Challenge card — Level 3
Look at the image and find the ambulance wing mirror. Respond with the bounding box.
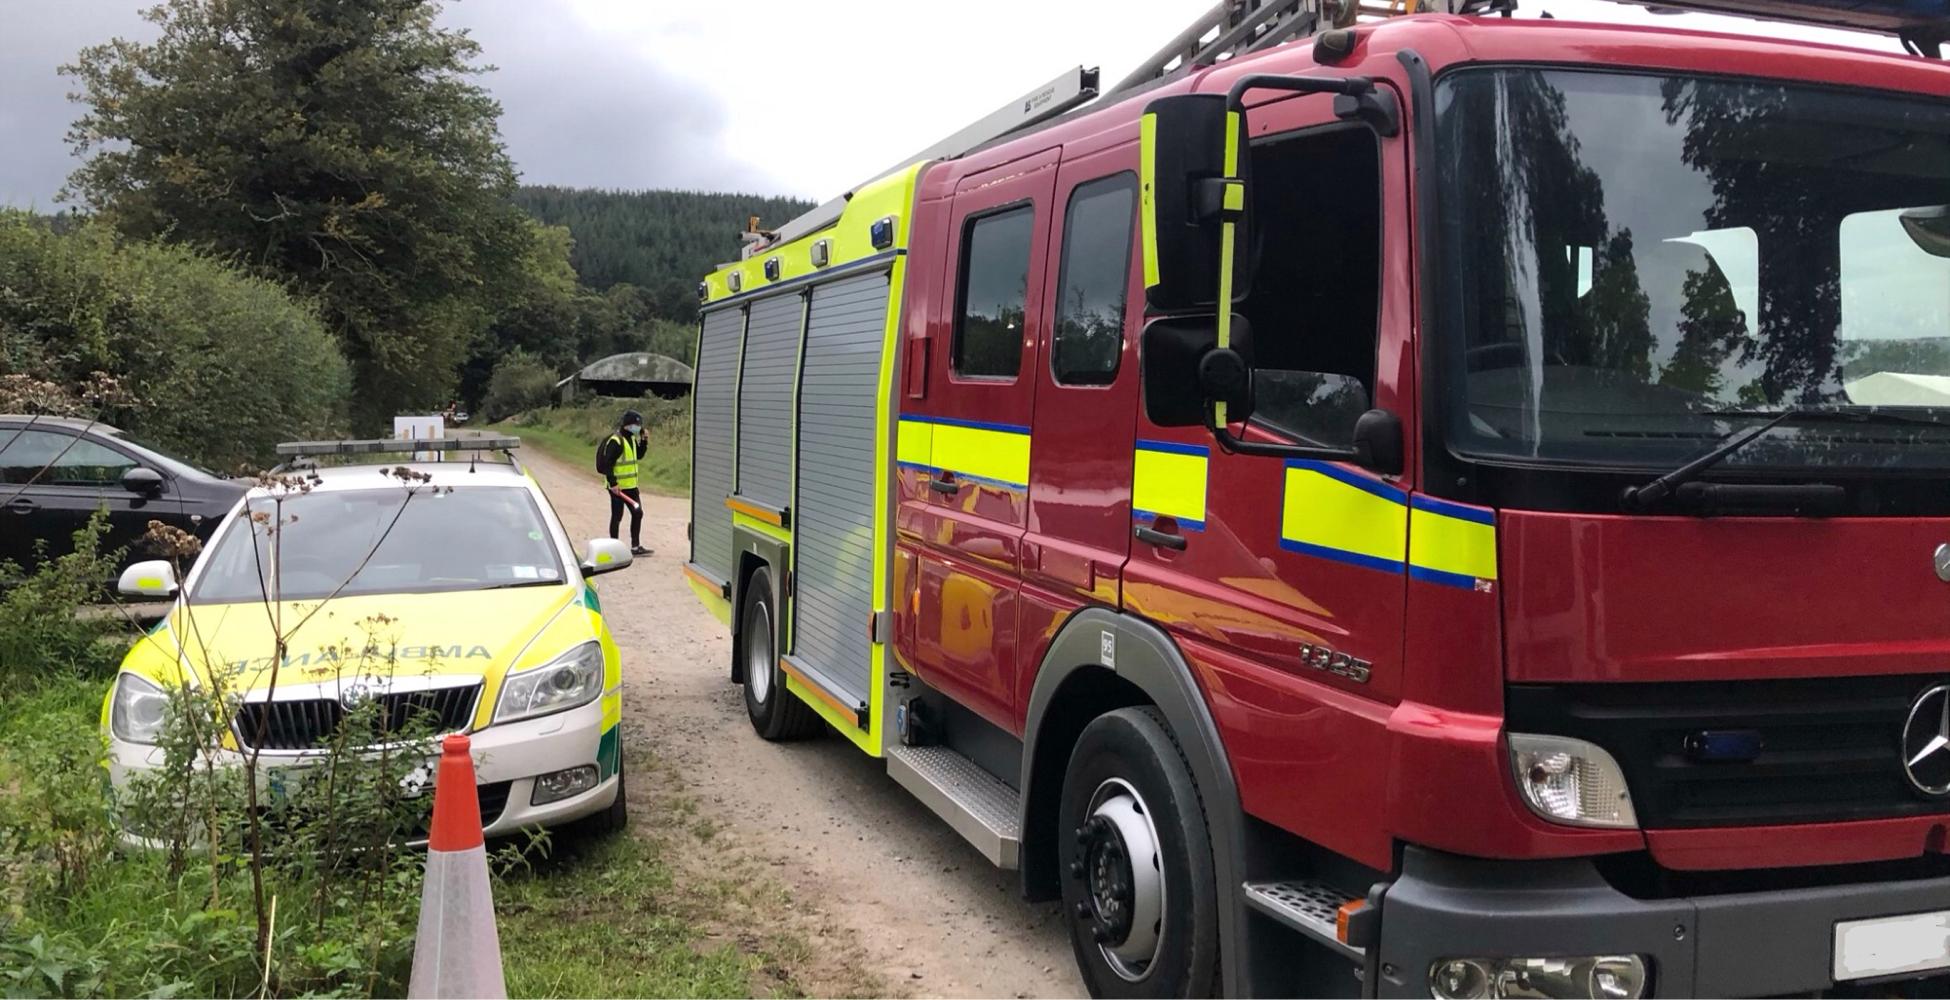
[1141,315,1255,427]
[580,537,633,577]
[1139,94,1247,313]
[1902,205,1950,258]
[118,560,179,598]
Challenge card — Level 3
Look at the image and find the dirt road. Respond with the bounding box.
[523,445,1082,999]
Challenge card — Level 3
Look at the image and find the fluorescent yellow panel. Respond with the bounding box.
[1132,445,1208,526]
[1280,463,1407,572]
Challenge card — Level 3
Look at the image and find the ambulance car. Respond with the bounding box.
[102,437,630,838]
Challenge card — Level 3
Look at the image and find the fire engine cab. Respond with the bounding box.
[683,1,1950,995]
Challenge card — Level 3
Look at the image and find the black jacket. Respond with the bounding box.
[595,431,647,487]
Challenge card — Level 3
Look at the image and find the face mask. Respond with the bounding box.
[625,424,641,434]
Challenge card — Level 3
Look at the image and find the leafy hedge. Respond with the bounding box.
[0,212,348,470]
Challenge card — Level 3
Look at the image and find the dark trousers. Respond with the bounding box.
[609,487,642,546]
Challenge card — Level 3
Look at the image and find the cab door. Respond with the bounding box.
[1018,148,1143,717]
[1122,96,1416,853]
[895,148,1057,733]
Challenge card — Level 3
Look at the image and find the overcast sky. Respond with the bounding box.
[0,0,1899,211]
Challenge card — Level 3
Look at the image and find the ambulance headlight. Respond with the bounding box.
[111,673,170,745]
[1508,733,1637,829]
[495,641,604,724]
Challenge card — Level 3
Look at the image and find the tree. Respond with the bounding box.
[480,349,556,423]
[63,0,537,429]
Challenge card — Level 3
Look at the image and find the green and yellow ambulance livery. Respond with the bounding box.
[103,440,633,838]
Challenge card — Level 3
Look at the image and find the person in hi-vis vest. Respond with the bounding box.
[595,409,651,556]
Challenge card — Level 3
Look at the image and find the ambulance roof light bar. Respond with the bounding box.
[274,436,522,457]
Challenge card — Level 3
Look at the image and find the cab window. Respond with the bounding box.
[953,205,1034,380]
[1052,174,1137,386]
[1241,127,1382,451]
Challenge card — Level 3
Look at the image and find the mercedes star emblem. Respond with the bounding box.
[1901,684,1950,797]
[1936,543,1950,584]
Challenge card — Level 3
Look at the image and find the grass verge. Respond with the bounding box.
[492,395,689,496]
[496,826,752,997]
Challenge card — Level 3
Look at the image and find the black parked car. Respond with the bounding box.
[0,416,247,576]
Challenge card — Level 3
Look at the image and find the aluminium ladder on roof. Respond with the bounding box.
[739,0,1945,260]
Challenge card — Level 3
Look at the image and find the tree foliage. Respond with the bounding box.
[62,0,537,429]
[480,349,557,423]
[0,211,347,469]
[512,186,815,321]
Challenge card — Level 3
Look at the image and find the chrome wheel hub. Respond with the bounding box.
[1070,777,1165,981]
[745,601,773,704]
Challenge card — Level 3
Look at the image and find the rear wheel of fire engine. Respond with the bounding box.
[740,567,820,740]
[1059,706,1219,998]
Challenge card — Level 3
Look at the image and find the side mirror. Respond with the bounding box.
[122,466,164,497]
[1901,205,1950,258]
[118,559,179,598]
[1352,409,1405,476]
[580,537,633,577]
[1139,94,1250,312]
[1140,315,1255,427]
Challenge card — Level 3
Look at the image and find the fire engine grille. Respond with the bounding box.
[235,683,482,751]
[1507,676,1950,829]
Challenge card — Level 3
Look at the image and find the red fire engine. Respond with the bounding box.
[683,1,1950,995]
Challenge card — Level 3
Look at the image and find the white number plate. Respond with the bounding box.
[1834,910,1950,982]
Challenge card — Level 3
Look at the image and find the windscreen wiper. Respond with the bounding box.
[1617,406,1908,513]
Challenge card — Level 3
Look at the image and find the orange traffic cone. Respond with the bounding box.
[408,734,507,999]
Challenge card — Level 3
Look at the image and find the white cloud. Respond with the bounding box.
[0,0,1914,208]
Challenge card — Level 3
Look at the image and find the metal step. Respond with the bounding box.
[886,744,1021,869]
[1243,879,1364,961]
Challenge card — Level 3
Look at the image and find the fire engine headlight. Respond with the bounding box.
[1508,733,1637,829]
[1430,955,1648,999]
[110,673,169,745]
[494,641,604,725]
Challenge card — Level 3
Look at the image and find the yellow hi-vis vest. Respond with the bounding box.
[609,434,639,490]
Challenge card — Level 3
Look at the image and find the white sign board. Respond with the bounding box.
[393,414,444,462]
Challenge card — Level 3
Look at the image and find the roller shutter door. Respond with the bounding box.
[735,293,802,512]
[690,306,744,583]
[790,271,889,705]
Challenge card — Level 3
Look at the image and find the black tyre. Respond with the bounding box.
[740,568,821,740]
[1059,706,1220,998]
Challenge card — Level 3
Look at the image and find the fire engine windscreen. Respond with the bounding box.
[1436,69,1950,473]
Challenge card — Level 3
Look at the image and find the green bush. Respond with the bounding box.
[0,511,121,686]
[0,212,348,470]
[481,350,558,423]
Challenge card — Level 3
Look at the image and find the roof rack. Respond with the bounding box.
[1618,1,1949,56]
[736,0,1943,260]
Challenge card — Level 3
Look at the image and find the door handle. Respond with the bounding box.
[1134,525,1186,551]
[927,475,961,495]
[5,497,34,514]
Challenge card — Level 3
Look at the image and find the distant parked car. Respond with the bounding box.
[0,416,246,576]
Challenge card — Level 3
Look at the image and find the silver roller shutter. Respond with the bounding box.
[735,293,802,512]
[690,305,744,582]
[790,270,889,706]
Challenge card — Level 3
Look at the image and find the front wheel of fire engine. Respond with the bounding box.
[740,567,820,741]
[1059,706,1219,998]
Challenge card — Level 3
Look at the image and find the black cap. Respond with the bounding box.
[621,409,643,426]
